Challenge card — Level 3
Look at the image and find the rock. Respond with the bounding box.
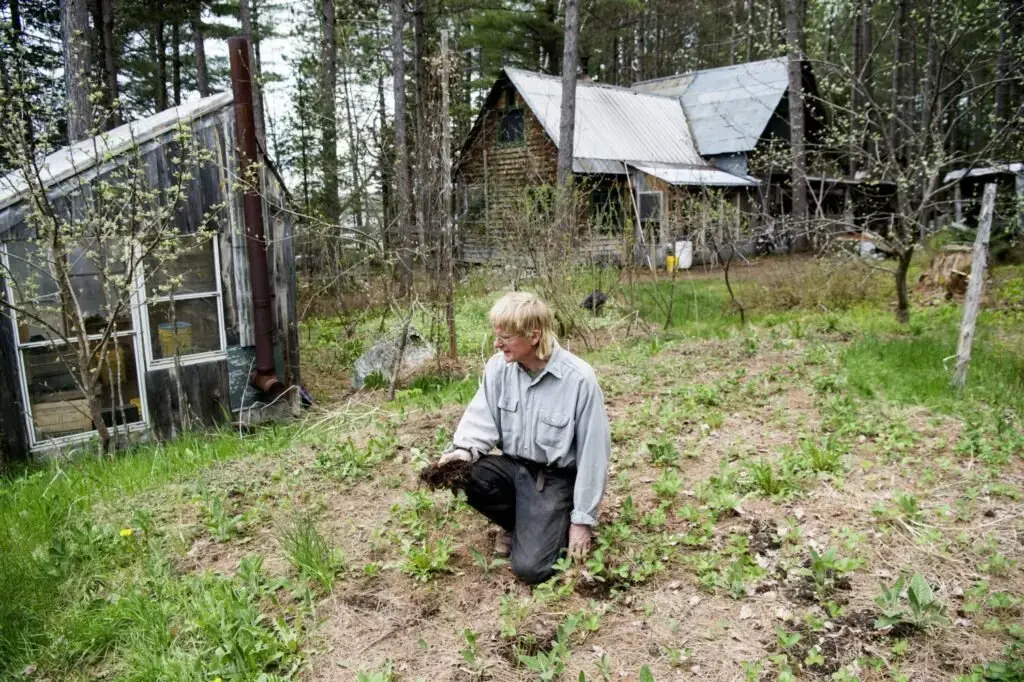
[739,605,754,620]
[688,595,702,607]
[352,325,437,389]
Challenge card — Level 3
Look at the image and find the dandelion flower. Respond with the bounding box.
[119,528,133,537]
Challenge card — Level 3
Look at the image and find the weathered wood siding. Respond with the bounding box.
[456,85,559,263]
[146,361,231,440]
[263,167,301,395]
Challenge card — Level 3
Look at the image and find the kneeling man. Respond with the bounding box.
[438,292,611,584]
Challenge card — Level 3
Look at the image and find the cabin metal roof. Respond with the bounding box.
[631,162,759,187]
[632,58,790,156]
[505,67,706,169]
[0,92,235,213]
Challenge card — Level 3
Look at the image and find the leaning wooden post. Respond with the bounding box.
[951,183,997,390]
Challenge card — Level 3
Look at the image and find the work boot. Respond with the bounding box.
[494,531,512,558]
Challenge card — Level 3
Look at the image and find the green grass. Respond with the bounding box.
[630,277,742,336]
[843,327,1024,415]
[0,426,299,679]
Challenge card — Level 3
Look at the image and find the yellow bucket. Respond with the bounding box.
[666,255,677,272]
[92,346,127,387]
[158,321,193,357]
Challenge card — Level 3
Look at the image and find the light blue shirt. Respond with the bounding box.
[451,343,611,526]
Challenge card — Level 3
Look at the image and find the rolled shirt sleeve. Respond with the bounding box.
[570,380,611,526]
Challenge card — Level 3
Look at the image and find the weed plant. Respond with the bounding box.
[280,516,346,593]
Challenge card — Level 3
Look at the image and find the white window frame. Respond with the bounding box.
[139,233,228,370]
[0,240,150,450]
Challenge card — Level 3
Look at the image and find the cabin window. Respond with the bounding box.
[638,190,664,244]
[142,233,226,365]
[589,188,626,234]
[1,226,146,446]
[638,191,664,222]
[498,108,525,145]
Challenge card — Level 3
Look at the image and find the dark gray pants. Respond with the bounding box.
[464,455,575,584]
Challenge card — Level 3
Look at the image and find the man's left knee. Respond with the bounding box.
[510,552,556,585]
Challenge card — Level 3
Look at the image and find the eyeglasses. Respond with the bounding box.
[494,332,520,344]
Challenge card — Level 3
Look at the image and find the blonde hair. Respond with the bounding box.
[489,292,557,360]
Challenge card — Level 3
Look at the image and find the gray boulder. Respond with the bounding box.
[352,325,437,389]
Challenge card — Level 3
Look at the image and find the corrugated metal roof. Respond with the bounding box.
[573,157,626,174]
[943,162,1023,182]
[631,163,759,187]
[632,58,789,156]
[506,68,705,168]
[0,92,234,212]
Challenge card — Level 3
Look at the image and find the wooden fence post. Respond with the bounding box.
[951,183,997,390]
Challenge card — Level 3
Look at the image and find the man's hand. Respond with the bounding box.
[568,523,592,560]
[438,448,477,466]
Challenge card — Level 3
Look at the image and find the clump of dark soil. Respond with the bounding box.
[749,519,781,555]
[419,459,474,491]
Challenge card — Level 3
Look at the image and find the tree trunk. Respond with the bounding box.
[296,76,310,212]
[850,0,865,173]
[894,244,914,324]
[193,7,209,97]
[239,0,266,146]
[99,0,120,126]
[994,0,1018,122]
[340,32,364,233]
[952,184,997,389]
[439,30,457,360]
[413,0,428,253]
[155,21,168,111]
[378,69,393,238]
[61,0,92,141]
[889,0,908,154]
[557,0,579,188]
[4,0,35,149]
[392,0,413,295]
[785,0,807,227]
[319,0,340,225]
[172,23,182,106]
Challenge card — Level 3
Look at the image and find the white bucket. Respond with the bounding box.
[674,240,694,270]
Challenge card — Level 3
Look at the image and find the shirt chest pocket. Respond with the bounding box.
[536,411,574,461]
[497,395,519,454]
